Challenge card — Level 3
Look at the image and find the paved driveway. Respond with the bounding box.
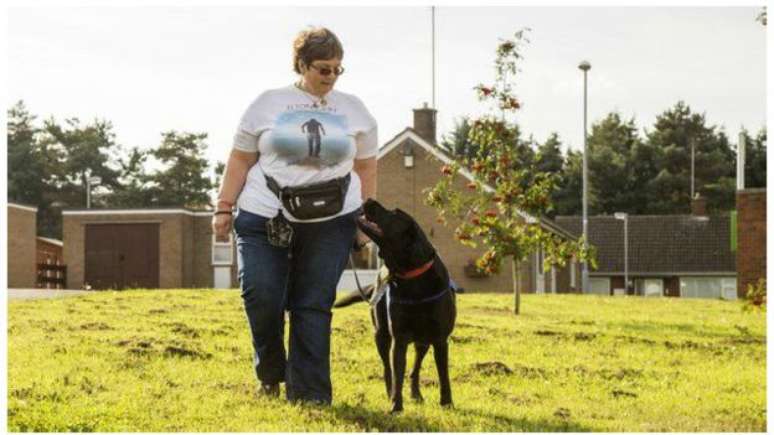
[8,289,92,300]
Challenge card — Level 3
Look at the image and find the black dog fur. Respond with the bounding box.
[334,199,456,413]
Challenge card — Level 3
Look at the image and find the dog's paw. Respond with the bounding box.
[411,392,424,403]
[440,400,454,409]
[390,405,404,414]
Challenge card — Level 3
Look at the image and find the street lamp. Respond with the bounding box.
[578,60,591,294]
[614,212,628,295]
[87,175,101,209]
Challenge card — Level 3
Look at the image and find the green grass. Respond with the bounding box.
[7,290,766,432]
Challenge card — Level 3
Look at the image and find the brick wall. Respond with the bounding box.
[8,204,37,288]
[181,214,194,287]
[737,189,766,297]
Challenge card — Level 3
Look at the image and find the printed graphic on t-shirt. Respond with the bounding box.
[272,110,351,168]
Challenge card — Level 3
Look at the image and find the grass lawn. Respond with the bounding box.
[7,290,766,432]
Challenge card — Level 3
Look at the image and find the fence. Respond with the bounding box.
[37,263,67,289]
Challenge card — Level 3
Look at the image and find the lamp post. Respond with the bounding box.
[614,212,628,295]
[578,60,591,294]
[87,175,101,209]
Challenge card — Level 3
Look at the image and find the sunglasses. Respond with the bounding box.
[309,64,345,76]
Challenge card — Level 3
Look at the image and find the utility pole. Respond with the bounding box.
[431,6,436,109]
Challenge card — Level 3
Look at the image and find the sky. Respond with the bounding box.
[7,5,768,175]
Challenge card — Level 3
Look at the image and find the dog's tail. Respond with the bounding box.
[333,284,374,308]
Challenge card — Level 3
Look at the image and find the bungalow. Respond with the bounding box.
[554,198,737,299]
[61,208,237,290]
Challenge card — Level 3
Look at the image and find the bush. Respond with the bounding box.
[743,278,766,312]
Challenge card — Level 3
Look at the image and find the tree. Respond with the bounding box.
[426,29,594,314]
[108,146,156,207]
[644,101,736,213]
[534,132,569,218]
[7,101,46,206]
[146,131,215,208]
[40,116,123,208]
[552,148,583,216]
[441,117,475,160]
[535,132,564,175]
[586,113,643,214]
[742,127,767,189]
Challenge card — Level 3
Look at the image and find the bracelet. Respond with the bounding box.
[214,210,233,216]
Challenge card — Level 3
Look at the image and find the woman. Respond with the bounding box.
[212,27,377,405]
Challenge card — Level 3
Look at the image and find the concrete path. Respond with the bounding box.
[8,289,92,300]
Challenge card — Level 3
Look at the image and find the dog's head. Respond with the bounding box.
[357,199,436,273]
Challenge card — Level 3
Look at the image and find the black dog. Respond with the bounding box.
[335,199,456,413]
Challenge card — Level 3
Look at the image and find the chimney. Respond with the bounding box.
[691,193,707,216]
[413,102,437,145]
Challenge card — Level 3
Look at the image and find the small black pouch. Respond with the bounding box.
[266,211,294,248]
[265,174,351,220]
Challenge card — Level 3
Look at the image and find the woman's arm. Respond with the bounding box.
[212,149,259,241]
[353,156,377,248]
[353,156,377,202]
[216,149,259,208]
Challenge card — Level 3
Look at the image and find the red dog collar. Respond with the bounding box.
[396,259,434,280]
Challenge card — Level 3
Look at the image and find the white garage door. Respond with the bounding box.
[643,279,663,297]
[588,278,610,295]
[681,277,737,300]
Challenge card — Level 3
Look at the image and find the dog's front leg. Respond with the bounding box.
[389,339,409,413]
[433,340,453,408]
[375,331,392,398]
[410,343,430,403]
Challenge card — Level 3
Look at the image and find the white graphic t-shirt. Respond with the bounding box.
[232,84,378,222]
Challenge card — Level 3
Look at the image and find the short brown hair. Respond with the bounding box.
[292,27,344,74]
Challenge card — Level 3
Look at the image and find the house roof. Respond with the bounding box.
[378,128,577,240]
[553,215,736,275]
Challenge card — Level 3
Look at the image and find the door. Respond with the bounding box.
[85,223,159,289]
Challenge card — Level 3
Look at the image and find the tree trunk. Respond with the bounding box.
[512,257,521,315]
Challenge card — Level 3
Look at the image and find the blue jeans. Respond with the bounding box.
[232,208,357,404]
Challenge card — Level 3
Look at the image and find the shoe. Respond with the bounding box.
[259,382,280,398]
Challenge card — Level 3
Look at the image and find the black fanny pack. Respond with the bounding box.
[264,173,351,220]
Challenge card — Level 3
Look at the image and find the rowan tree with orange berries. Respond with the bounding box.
[425,29,596,314]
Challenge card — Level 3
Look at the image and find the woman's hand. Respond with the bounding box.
[212,213,233,242]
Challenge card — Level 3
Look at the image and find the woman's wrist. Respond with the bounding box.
[216,198,235,212]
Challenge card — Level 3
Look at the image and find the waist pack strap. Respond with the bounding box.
[263,173,351,200]
[264,174,283,199]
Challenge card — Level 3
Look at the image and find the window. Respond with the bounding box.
[680,277,737,299]
[212,233,234,265]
